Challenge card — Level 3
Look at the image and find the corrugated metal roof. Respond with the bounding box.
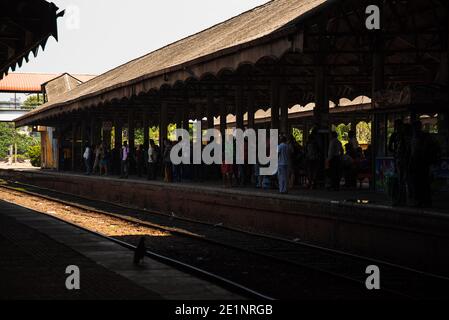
[0,73,97,93]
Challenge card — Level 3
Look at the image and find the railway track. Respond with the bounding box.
[1,178,448,299]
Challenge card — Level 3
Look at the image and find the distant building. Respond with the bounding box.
[39,73,96,169]
[0,72,96,168]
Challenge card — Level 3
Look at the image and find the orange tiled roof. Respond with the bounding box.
[0,73,97,93]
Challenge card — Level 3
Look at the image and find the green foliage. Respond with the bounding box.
[291,128,303,145]
[168,124,177,141]
[23,95,44,110]
[356,121,372,145]
[0,122,40,159]
[334,123,351,143]
[332,122,372,147]
[135,128,144,146]
[27,145,41,167]
[150,126,160,144]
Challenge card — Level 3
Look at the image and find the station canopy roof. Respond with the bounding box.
[16,0,329,124]
[0,0,63,80]
[14,0,448,127]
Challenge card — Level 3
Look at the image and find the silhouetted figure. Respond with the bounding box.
[341,130,358,189]
[172,137,183,182]
[136,144,145,177]
[305,127,323,189]
[134,237,146,265]
[163,139,173,182]
[327,131,343,191]
[388,120,407,205]
[408,121,440,208]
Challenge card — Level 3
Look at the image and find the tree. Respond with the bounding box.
[291,128,303,145]
[28,145,41,167]
[334,123,351,143]
[356,121,372,145]
[0,122,40,160]
[23,95,44,110]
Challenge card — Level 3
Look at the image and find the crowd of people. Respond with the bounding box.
[80,121,437,207]
[81,131,367,195]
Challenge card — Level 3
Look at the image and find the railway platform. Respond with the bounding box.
[1,168,449,275]
[0,199,241,300]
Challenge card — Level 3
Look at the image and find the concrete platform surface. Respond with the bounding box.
[0,200,241,300]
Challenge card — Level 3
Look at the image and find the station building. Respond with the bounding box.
[5,0,449,272]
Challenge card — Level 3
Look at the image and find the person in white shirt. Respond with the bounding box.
[120,141,130,179]
[147,140,158,180]
[83,145,92,175]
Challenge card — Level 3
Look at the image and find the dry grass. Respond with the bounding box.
[0,188,169,238]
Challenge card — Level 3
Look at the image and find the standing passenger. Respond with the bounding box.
[120,141,130,179]
[328,131,343,191]
[92,144,101,174]
[409,121,440,207]
[305,129,321,189]
[287,135,297,189]
[100,143,110,176]
[172,137,183,182]
[163,139,173,183]
[136,144,145,178]
[147,140,157,180]
[83,144,92,175]
[277,136,289,194]
[388,120,407,205]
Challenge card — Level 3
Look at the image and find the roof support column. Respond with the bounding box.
[313,60,329,187]
[235,86,244,130]
[371,29,385,191]
[247,90,255,130]
[114,118,122,149]
[206,93,215,130]
[143,113,149,148]
[313,65,329,132]
[270,79,280,130]
[56,125,62,171]
[160,102,168,150]
[90,117,97,147]
[128,110,135,175]
[175,107,183,130]
[313,16,329,180]
[128,109,135,154]
[195,104,203,123]
[182,106,190,130]
[280,85,289,135]
[81,118,86,162]
[103,123,112,149]
[220,98,227,159]
[303,119,309,143]
[71,122,76,171]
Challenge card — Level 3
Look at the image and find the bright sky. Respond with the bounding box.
[17,0,269,75]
